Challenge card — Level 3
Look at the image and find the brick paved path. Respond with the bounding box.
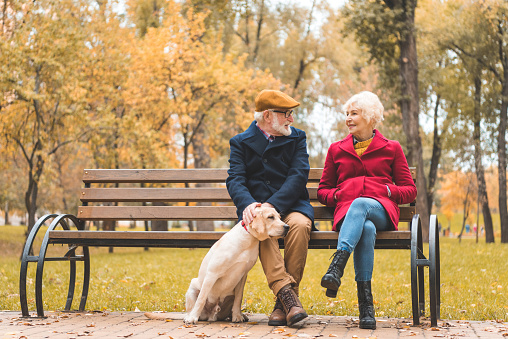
[1,311,507,339]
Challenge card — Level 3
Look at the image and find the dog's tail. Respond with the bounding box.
[144,312,186,320]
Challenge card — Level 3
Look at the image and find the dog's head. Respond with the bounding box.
[248,206,289,241]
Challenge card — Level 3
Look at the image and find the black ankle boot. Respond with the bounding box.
[357,281,376,329]
[320,250,350,297]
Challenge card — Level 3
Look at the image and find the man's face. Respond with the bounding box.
[270,110,293,136]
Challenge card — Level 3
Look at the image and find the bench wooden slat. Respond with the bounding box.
[80,187,320,202]
[77,205,415,222]
[83,167,416,184]
[83,169,230,184]
[81,188,233,202]
[49,230,410,241]
[48,230,411,250]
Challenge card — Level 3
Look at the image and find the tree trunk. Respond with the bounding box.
[192,124,214,231]
[151,201,169,231]
[102,202,116,253]
[4,202,9,225]
[473,76,495,243]
[389,0,430,240]
[499,78,508,243]
[24,154,44,236]
[458,184,471,243]
[427,95,442,215]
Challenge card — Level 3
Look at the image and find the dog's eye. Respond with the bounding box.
[268,215,275,219]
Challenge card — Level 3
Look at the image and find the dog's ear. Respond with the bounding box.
[250,206,266,236]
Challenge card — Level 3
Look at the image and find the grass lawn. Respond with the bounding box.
[0,225,507,321]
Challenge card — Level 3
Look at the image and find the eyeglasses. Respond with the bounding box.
[270,109,294,118]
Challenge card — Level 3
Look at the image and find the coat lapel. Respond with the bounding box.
[362,129,388,156]
[338,134,358,158]
[241,121,269,156]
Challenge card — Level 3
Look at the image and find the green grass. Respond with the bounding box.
[1,225,507,321]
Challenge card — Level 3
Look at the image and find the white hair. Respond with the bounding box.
[254,111,265,122]
[342,91,384,128]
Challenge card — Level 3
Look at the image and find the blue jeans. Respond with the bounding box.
[336,198,392,281]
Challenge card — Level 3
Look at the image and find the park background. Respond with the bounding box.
[1,0,508,323]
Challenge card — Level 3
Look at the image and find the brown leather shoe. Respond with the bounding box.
[277,285,308,326]
[268,298,286,326]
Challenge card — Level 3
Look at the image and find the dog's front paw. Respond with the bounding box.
[183,314,198,324]
[231,312,248,323]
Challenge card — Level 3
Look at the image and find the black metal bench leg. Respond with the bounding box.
[417,222,425,318]
[20,259,30,317]
[65,260,77,311]
[410,214,421,326]
[79,246,91,312]
[35,235,50,318]
[20,214,59,317]
[429,215,441,327]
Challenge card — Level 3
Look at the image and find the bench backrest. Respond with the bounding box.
[78,168,416,226]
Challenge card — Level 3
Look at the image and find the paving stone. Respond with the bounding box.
[1,311,507,339]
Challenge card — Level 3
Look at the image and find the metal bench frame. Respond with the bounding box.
[19,168,440,326]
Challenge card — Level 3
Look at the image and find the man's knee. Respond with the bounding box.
[284,212,312,235]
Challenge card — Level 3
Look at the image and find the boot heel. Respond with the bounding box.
[325,288,337,298]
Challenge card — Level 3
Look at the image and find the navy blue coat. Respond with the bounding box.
[226,121,315,225]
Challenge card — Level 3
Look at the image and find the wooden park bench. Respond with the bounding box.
[20,167,440,326]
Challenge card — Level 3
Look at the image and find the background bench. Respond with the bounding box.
[20,167,440,326]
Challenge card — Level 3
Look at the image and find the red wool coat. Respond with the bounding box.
[317,130,417,231]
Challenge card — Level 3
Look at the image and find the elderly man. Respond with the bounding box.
[226,89,314,327]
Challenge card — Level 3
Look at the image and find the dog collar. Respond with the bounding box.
[241,220,250,234]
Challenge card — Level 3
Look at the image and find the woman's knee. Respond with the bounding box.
[362,220,377,238]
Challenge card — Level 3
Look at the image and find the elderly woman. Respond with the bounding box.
[317,91,417,329]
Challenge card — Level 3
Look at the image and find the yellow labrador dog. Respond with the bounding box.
[183,204,288,324]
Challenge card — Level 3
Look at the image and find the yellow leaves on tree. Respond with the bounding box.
[125,1,281,168]
[437,170,478,225]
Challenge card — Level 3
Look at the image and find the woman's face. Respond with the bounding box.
[345,105,374,140]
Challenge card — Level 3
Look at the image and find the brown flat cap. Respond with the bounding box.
[255,89,300,112]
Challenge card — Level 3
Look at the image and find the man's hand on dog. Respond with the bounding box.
[243,202,275,225]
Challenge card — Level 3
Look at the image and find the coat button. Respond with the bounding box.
[266,180,270,185]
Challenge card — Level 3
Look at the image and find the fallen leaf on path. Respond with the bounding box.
[117,333,133,337]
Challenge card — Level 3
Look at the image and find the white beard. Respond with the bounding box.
[272,118,292,136]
